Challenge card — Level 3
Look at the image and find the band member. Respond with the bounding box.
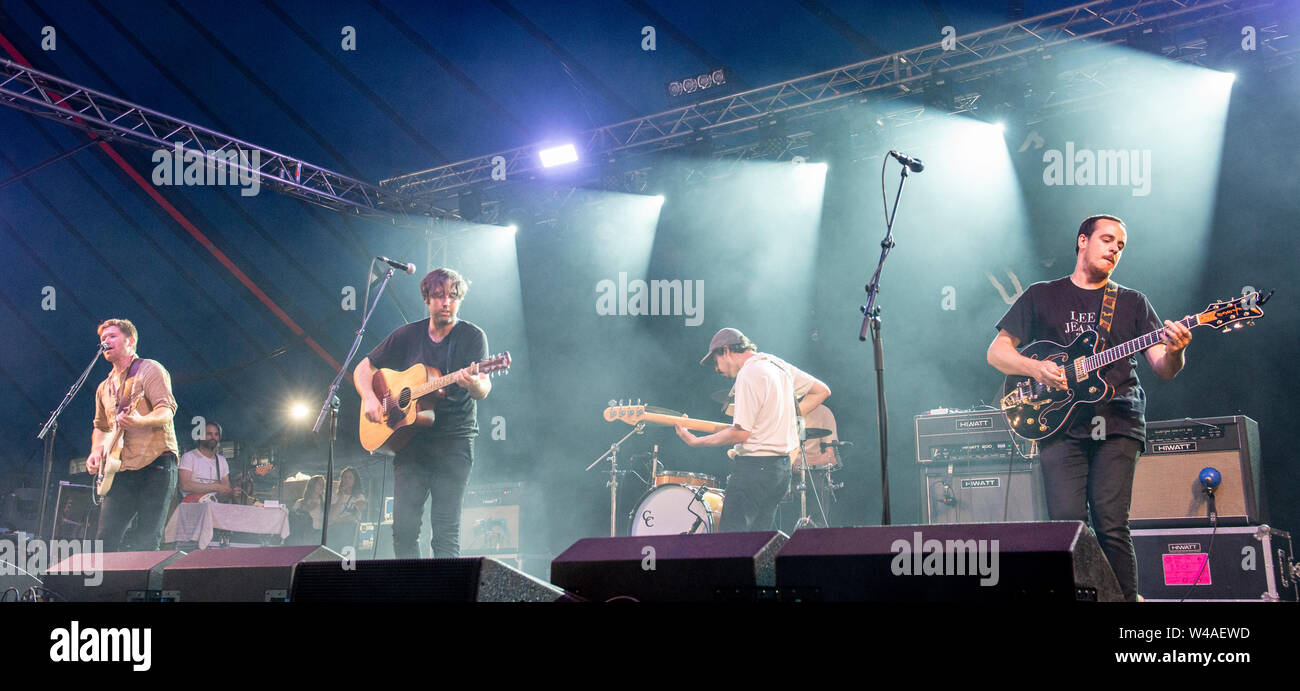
[986,215,1192,601]
[178,421,236,501]
[86,319,179,552]
[675,328,830,532]
[353,268,490,558]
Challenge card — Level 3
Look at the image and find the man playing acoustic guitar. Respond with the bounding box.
[86,318,180,552]
[353,268,490,558]
[986,215,1192,601]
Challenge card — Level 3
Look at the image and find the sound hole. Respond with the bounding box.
[398,389,412,407]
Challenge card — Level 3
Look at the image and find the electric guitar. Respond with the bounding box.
[93,390,144,501]
[359,353,511,453]
[603,404,733,434]
[181,462,275,504]
[1000,290,1271,441]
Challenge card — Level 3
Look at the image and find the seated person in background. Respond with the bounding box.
[327,467,367,552]
[289,475,325,544]
[178,422,238,503]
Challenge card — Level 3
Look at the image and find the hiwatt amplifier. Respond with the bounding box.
[915,409,1035,465]
[916,409,1044,524]
[1132,416,1262,528]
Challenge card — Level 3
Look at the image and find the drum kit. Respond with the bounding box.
[624,403,848,536]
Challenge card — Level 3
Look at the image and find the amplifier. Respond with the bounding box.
[1132,416,1262,528]
[915,410,1034,465]
[920,462,1047,524]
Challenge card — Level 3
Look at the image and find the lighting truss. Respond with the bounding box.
[0,58,452,225]
[383,0,1287,207]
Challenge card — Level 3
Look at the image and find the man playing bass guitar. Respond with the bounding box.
[986,215,1192,601]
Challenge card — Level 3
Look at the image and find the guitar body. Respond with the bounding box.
[1001,330,1111,441]
[95,438,125,498]
[359,363,442,453]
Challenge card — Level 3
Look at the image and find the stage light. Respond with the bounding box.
[539,143,578,168]
[993,121,1006,133]
[505,224,518,235]
[667,68,729,99]
[290,403,309,420]
[652,194,665,207]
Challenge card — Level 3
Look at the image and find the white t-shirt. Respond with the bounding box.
[732,353,800,457]
[178,449,229,498]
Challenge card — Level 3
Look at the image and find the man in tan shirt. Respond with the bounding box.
[86,318,180,551]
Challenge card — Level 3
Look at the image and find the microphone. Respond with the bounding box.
[376,256,416,274]
[688,484,708,533]
[1199,467,1221,524]
[820,440,853,451]
[99,342,111,351]
[888,150,925,173]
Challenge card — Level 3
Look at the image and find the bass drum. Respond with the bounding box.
[629,484,725,536]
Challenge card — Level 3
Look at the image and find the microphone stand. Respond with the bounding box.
[859,159,913,526]
[586,419,645,537]
[313,265,398,548]
[37,345,104,540]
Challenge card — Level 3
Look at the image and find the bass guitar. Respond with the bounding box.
[603,404,732,434]
[359,353,511,453]
[1000,290,1271,441]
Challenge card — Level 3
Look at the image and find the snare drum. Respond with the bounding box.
[629,484,725,536]
[654,470,718,488]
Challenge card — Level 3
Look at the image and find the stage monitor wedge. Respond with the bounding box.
[775,522,1123,602]
[551,531,787,602]
[290,556,571,602]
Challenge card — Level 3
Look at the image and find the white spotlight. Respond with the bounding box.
[539,143,579,168]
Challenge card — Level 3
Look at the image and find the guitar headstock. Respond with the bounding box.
[603,402,647,424]
[480,352,512,376]
[1198,290,1272,333]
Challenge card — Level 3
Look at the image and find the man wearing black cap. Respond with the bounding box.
[675,328,830,532]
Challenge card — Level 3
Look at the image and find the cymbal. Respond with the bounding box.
[804,428,832,440]
[710,389,733,404]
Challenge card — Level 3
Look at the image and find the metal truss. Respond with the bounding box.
[383,0,1287,206]
[0,58,451,224]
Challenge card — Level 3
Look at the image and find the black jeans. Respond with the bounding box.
[1038,435,1142,601]
[391,437,473,558]
[96,452,177,552]
[718,455,791,533]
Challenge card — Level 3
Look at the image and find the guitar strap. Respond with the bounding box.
[113,358,144,415]
[1097,281,1119,351]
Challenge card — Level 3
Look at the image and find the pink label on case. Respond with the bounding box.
[1163,553,1211,586]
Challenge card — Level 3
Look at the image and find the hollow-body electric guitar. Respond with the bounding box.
[1000,291,1271,441]
[359,353,511,453]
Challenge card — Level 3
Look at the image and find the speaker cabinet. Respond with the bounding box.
[290,557,571,602]
[920,461,1047,524]
[1132,416,1261,527]
[775,522,1123,602]
[551,532,787,602]
[160,545,341,602]
[45,550,185,602]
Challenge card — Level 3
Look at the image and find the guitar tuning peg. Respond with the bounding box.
[636,398,642,405]
[608,399,617,408]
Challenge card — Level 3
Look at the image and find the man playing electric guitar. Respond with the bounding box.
[353,267,490,559]
[178,421,240,503]
[86,319,180,552]
[986,215,1192,601]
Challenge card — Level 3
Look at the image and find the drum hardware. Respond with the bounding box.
[587,402,648,537]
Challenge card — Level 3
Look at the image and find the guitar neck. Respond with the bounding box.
[407,370,461,399]
[1084,313,1198,372]
[637,412,731,433]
